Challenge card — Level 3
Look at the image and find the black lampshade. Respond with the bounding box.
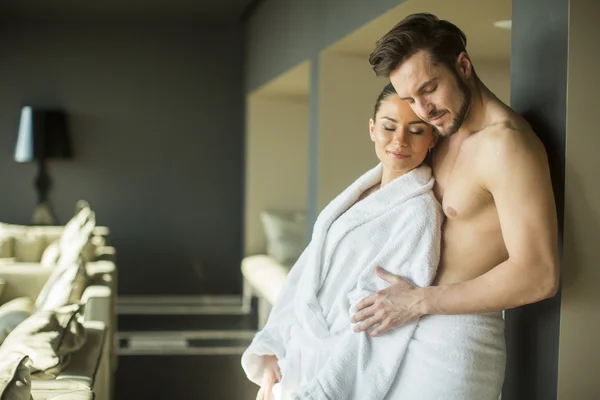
[14,106,73,163]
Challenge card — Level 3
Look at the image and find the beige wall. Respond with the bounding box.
[316,52,510,211]
[558,0,600,397]
[245,95,309,255]
[317,52,387,210]
[474,58,511,105]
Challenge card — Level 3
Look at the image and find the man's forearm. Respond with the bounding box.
[419,258,557,316]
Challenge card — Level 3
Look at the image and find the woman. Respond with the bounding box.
[242,83,442,400]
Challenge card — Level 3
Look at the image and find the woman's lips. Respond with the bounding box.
[387,150,410,159]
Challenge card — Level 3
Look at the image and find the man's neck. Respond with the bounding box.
[456,78,494,138]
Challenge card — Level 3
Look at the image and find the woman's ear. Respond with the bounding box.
[369,118,376,142]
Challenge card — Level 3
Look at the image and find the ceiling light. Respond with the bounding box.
[493,20,512,30]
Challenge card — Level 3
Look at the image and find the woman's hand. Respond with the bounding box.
[256,355,281,400]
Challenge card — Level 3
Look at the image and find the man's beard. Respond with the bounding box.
[441,78,472,136]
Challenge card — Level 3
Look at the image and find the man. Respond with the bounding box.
[351,12,559,396]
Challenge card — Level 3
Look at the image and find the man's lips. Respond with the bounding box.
[429,112,446,122]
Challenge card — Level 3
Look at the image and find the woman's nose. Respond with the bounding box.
[393,130,409,147]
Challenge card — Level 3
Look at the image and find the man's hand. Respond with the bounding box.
[256,355,281,400]
[351,267,427,336]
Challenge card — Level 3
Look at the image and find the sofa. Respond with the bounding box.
[0,206,117,400]
[241,210,305,329]
[242,255,289,329]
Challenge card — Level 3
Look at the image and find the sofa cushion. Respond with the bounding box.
[31,321,105,393]
[35,261,88,312]
[13,233,48,263]
[0,304,86,380]
[0,297,34,345]
[0,235,14,258]
[45,390,94,400]
[260,210,307,267]
[0,354,33,400]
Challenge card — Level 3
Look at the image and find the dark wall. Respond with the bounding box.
[0,21,245,296]
[245,0,406,93]
[503,0,568,398]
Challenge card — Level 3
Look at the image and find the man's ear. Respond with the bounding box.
[369,118,376,142]
[456,52,473,80]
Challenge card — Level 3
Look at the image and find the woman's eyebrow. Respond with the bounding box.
[381,117,397,122]
[408,120,427,125]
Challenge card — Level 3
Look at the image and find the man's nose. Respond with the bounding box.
[415,98,434,119]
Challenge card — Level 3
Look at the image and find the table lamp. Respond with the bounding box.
[14,106,73,225]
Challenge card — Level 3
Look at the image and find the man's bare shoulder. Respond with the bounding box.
[477,112,547,164]
[472,106,551,194]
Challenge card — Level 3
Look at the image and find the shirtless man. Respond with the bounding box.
[352,13,559,342]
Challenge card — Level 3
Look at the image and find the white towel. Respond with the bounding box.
[242,163,443,400]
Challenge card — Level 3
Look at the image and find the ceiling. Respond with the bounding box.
[252,0,511,100]
[331,0,512,62]
[0,0,259,22]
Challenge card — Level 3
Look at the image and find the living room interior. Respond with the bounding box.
[0,0,597,399]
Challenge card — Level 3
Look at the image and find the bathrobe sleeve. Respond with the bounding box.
[291,197,442,400]
[241,244,312,386]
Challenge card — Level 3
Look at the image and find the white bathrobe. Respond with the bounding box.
[242,163,443,399]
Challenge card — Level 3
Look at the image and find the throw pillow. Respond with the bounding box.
[0,303,86,379]
[0,297,34,345]
[260,210,307,267]
[59,217,96,268]
[40,241,61,267]
[0,354,33,400]
[34,260,88,312]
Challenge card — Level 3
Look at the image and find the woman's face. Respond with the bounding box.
[369,94,438,175]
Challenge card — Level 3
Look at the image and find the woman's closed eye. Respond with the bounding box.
[383,125,396,132]
[409,129,424,135]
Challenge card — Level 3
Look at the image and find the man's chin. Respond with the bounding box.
[434,124,452,137]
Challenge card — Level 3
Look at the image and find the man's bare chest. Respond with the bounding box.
[433,141,492,221]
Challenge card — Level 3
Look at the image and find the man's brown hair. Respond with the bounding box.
[369,13,468,77]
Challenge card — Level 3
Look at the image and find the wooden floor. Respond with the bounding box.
[114,298,260,400]
[115,355,258,399]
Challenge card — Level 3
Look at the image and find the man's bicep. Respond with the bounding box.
[487,132,558,270]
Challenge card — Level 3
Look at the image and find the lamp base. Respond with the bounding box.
[31,202,57,226]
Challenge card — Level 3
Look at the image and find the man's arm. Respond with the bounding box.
[353,126,559,334]
[424,126,559,313]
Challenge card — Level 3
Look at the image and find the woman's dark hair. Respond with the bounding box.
[369,13,468,77]
[373,83,397,119]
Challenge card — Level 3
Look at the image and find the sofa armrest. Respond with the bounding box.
[31,321,106,391]
[92,246,115,263]
[81,286,111,326]
[81,283,117,382]
[0,264,53,303]
[85,261,114,284]
[32,389,94,400]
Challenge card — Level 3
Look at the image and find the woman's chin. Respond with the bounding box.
[384,159,421,173]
